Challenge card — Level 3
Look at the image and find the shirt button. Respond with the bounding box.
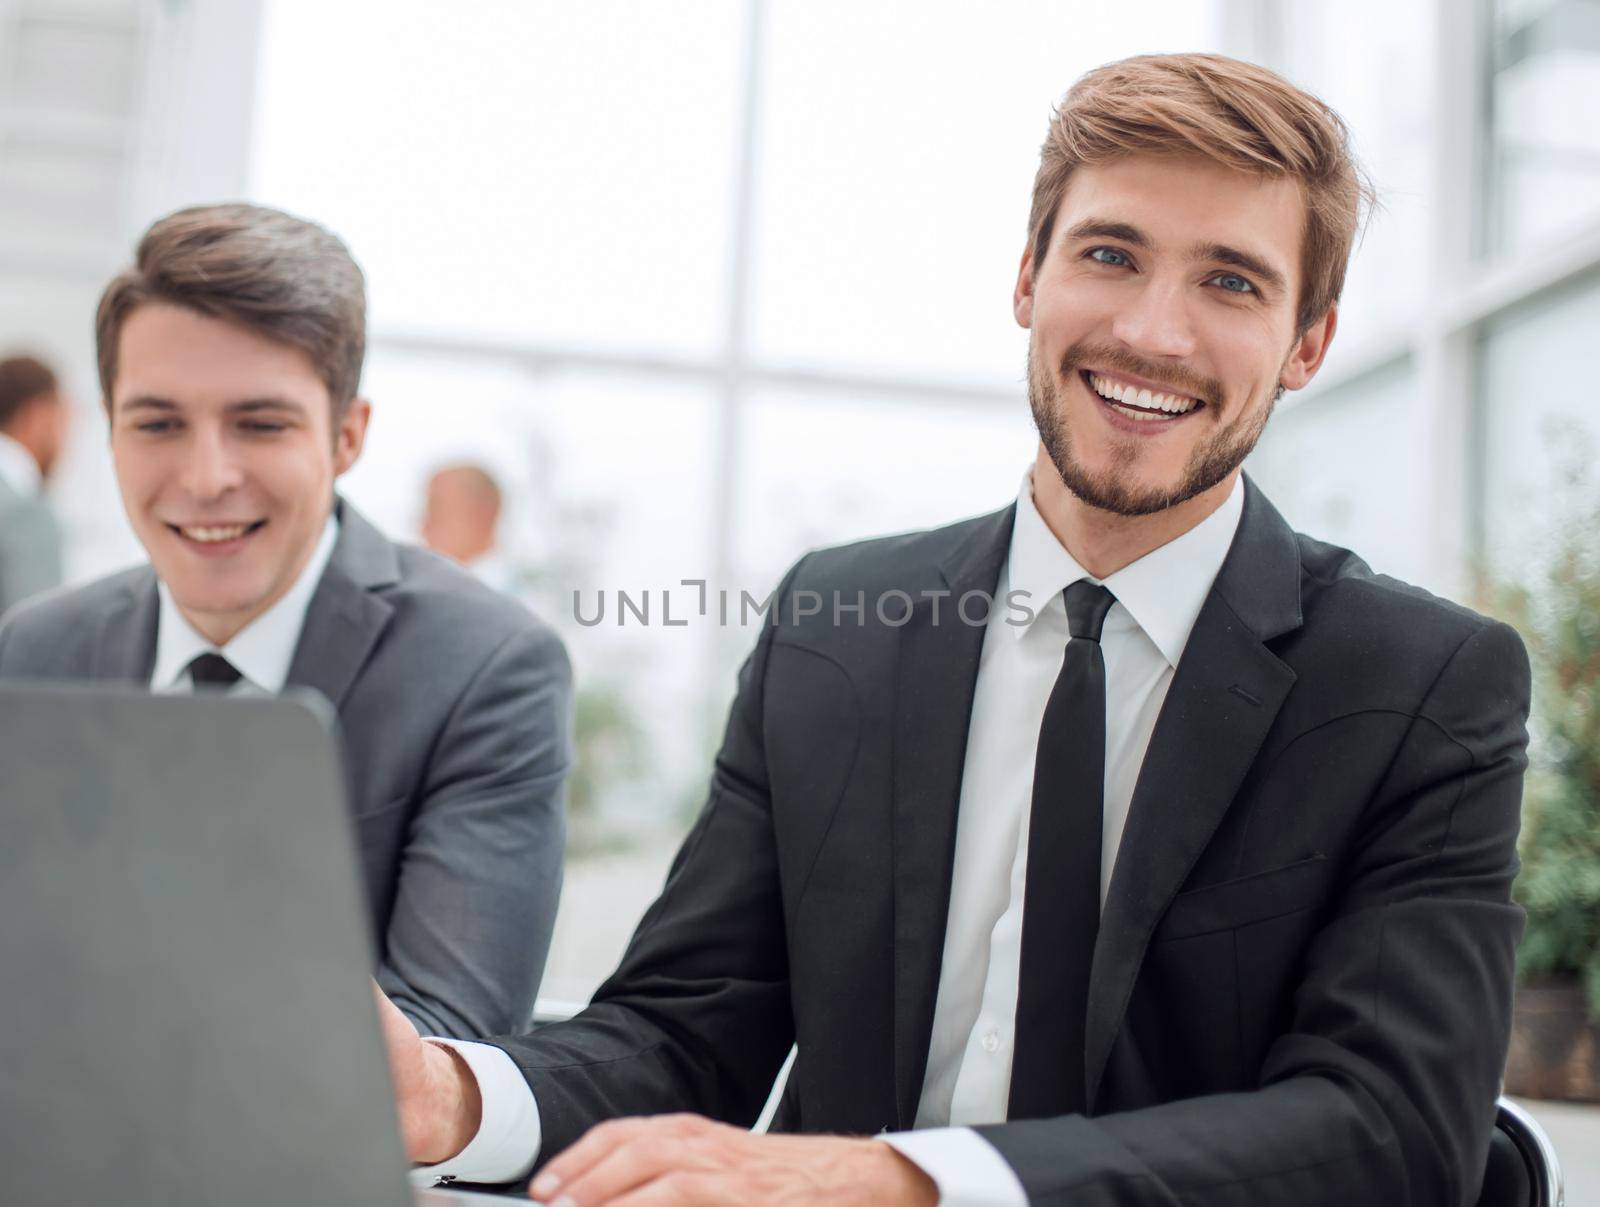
[981,1030,1000,1054]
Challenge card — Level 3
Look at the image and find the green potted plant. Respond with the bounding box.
[1491,460,1600,1101]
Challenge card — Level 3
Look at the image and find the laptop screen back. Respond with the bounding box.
[0,685,412,1206]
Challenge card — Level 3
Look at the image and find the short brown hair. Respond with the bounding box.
[1028,53,1373,334]
[95,202,366,414]
[0,355,58,431]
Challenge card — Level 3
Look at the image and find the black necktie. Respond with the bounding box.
[1009,579,1116,1121]
[187,652,242,691]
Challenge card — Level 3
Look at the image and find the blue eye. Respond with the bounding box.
[1212,273,1254,294]
[1087,247,1131,267]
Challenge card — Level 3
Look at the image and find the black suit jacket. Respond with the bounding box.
[490,478,1529,1206]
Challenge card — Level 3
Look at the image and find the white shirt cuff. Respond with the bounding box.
[881,1127,1028,1207]
[407,1039,543,1187]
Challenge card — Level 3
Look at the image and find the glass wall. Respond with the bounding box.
[1487,0,1600,255]
[1245,357,1425,580]
[1273,0,1436,350]
[1478,272,1600,572]
[252,0,744,358]
[240,0,1600,999]
[251,0,1225,839]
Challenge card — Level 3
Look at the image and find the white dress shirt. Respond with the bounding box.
[421,473,1244,1204]
[0,430,42,498]
[149,515,339,695]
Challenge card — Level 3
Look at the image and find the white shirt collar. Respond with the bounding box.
[1006,470,1245,668]
[0,431,42,497]
[151,514,341,693]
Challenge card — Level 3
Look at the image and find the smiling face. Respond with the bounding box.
[1017,153,1336,517]
[108,303,370,645]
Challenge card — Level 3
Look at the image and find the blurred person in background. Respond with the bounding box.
[421,461,516,594]
[380,53,1531,1207]
[0,203,573,1041]
[0,354,68,613]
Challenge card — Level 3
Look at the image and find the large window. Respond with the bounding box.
[250,0,1227,996]
[1246,358,1425,579]
[250,1,1600,1000]
[252,0,1224,843]
[1488,0,1600,255]
[1478,273,1600,571]
[1272,0,1436,352]
[252,0,744,357]
[1247,0,1600,604]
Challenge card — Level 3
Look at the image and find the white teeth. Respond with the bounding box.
[1088,373,1198,416]
[181,524,249,543]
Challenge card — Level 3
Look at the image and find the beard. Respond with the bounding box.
[1027,337,1281,517]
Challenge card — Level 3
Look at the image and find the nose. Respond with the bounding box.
[1109,277,1198,360]
[178,426,244,501]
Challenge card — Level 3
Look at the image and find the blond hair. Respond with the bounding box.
[1029,53,1373,333]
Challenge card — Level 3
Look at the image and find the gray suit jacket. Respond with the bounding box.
[0,474,63,616]
[0,499,573,1040]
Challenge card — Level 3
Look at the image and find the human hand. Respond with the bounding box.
[526,1112,937,1206]
[372,981,482,1165]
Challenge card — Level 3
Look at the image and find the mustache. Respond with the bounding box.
[1057,341,1222,406]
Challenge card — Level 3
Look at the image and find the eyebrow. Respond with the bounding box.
[1061,218,1288,296]
[231,398,307,416]
[118,396,177,414]
[1189,241,1287,296]
[117,396,308,416]
[1063,219,1150,247]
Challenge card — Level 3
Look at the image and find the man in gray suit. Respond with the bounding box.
[0,203,573,1041]
[0,354,68,613]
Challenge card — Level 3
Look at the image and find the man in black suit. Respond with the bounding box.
[383,54,1530,1206]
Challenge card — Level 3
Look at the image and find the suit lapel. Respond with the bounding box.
[1085,478,1304,1108]
[90,572,159,683]
[284,500,399,710]
[890,503,1014,1128]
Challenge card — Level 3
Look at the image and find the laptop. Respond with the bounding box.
[0,683,520,1205]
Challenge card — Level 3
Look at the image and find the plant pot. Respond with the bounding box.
[1504,978,1600,1102]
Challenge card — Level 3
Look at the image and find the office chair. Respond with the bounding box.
[1478,1097,1564,1207]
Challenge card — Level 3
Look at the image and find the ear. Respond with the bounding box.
[1013,244,1037,330]
[1280,303,1338,391]
[333,396,372,477]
